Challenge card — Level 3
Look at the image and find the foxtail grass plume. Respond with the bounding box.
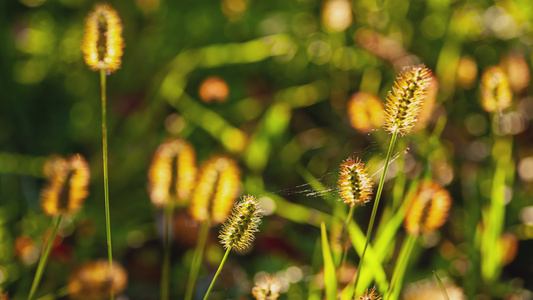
[82,3,125,73]
[252,274,281,300]
[189,156,240,225]
[347,92,384,134]
[356,286,382,300]
[404,180,452,237]
[148,138,197,207]
[219,194,262,251]
[414,74,438,131]
[67,259,128,300]
[40,154,90,217]
[480,66,512,113]
[338,157,373,207]
[384,65,432,136]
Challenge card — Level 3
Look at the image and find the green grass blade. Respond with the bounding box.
[321,222,338,300]
[433,271,450,300]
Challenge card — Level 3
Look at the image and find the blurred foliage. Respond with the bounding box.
[2,0,533,299]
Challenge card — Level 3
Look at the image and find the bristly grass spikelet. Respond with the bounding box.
[480,66,512,113]
[384,65,432,135]
[404,180,452,236]
[252,274,281,300]
[82,3,125,73]
[357,286,382,300]
[219,194,263,251]
[338,156,373,207]
[148,138,197,207]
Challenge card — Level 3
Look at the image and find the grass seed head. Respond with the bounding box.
[356,286,382,300]
[404,180,452,236]
[82,3,124,73]
[67,259,128,299]
[219,194,262,251]
[481,66,512,113]
[189,156,240,225]
[338,157,373,207]
[40,154,90,217]
[252,274,281,300]
[384,65,432,135]
[148,138,197,207]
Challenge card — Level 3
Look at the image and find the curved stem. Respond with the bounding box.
[203,248,231,300]
[338,204,356,270]
[100,69,114,300]
[353,130,398,293]
[161,204,174,300]
[28,216,62,300]
[184,220,210,300]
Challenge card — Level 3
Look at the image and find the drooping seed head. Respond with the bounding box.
[82,4,125,73]
[219,194,262,251]
[67,259,128,299]
[338,157,373,207]
[480,66,512,113]
[404,180,452,237]
[148,138,197,207]
[384,65,432,135]
[189,156,240,225]
[356,286,382,300]
[252,274,281,300]
[347,92,384,134]
[40,154,90,217]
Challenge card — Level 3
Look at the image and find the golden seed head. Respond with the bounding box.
[414,74,438,131]
[67,259,128,300]
[347,92,384,134]
[189,156,241,225]
[199,76,230,103]
[384,65,432,136]
[480,66,512,113]
[356,286,382,300]
[219,194,262,251]
[148,138,197,207]
[338,157,373,207]
[82,3,125,73]
[404,180,452,237]
[40,154,90,217]
[252,274,281,300]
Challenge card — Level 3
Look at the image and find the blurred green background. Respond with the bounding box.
[1,0,533,299]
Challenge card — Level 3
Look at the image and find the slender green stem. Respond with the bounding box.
[203,248,231,300]
[28,216,62,300]
[386,234,416,300]
[161,204,174,300]
[338,204,356,270]
[353,130,398,293]
[433,271,450,300]
[184,220,210,300]
[100,68,114,300]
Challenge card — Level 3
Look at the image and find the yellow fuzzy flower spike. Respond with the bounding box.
[219,195,262,251]
[338,156,373,207]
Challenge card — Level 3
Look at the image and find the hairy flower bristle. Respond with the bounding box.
[40,154,90,217]
[404,180,452,236]
[347,92,384,134]
[356,286,382,300]
[189,156,240,225]
[480,66,512,113]
[338,157,373,207]
[252,274,281,300]
[219,194,262,251]
[148,138,197,207]
[67,259,128,299]
[414,74,438,131]
[384,65,432,135]
[81,3,124,73]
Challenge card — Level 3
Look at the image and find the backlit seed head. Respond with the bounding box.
[338,157,373,207]
[148,138,197,207]
[219,195,262,251]
[82,4,125,73]
[384,65,432,136]
[252,274,281,300]
[40,154,90,217]
[414,74,438,131]
[189,156,240,225]
[356,286,382,300]
[480,66,512,113]
[67,259,128,299]
[404,180,452,237]
[199,76,230,103]
[347,92,384,134]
